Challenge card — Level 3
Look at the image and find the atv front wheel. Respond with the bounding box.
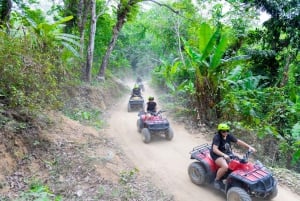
[165,127,174,140]
[188,162,206,185]
[263,185,278,200]
[227,187,251,201]
[137,119,142,133]
[141,128,151,143]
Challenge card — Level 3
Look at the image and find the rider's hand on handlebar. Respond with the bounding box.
[223,154,230,160]
[249,146,256,153]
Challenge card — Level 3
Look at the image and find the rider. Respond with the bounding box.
[210,123,256,189]
[136,76,144,92]
[131,84,142,98]
[146,96,157,113]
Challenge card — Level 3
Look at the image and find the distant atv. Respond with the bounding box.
[128,95,144,112]
[188,144,278,201]
[137,110,173,143]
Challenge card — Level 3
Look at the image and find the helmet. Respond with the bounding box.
[134,84,139,89]
[148,96,154,101]
[217,123,230,131]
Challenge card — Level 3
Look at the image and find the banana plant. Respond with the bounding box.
[181,22,248,122]
[223,65,269,90]
[22,15,81,57]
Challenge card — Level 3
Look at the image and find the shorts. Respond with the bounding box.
[210,151,221,161]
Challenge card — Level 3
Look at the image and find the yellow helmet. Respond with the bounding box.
[148,96,154,101]
[217,123,230,131]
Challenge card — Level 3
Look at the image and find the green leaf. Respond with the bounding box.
[291,122,300,140]
[201,26,220,61]
[210,32,230,69]
[198,23,214,53]
[54,33,81,48]
[53,16,74,26]
[292,148,300,164]
[61,41,80,57]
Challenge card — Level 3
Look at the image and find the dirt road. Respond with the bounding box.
[107,82,300,201]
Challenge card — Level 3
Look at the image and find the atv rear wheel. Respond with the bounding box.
[188,162,206,185]
[137,119,142,133]
[165,127,174,140]
[141,128,151,143]
[227,187,251,201]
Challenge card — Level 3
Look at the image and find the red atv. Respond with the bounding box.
[188,143,278,201]
[137,110,174,143]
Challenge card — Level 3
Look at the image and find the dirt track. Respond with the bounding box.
[106,81,300,201]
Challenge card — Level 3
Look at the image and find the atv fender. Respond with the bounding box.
[201,160,216,183]
[194,160,215,183]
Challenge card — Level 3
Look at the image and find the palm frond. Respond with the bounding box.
[210,32,230,69]
[54,33,81,48]
[61,41,80,57]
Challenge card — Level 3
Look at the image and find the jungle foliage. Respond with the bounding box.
[0,0,299,173]
[118,0,300,170]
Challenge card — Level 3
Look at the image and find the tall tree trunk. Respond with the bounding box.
[97,0,139,79]
[97,20,124,79]
[279,55,292,87]
[0,0,12,31]
[175,16,185,66]
[85,0,96,82]
[78,0,89,81]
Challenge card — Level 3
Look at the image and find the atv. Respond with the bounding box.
[128,95,144,112]
[188,143,278,201]
[137,110,174,143]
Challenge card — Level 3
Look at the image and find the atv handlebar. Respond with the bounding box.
[245,150,253,159]
[138,110,166,117]
[149,110,166,116]
[225,150,253,163]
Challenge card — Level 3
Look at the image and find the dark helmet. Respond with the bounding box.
[148,96,154,101]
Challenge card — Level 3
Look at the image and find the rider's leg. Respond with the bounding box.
[213,157,228,189]
[215,157,228,180]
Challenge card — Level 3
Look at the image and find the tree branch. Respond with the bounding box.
[143,0,192,21]
[145,0,179,14]
[96,0,112,19]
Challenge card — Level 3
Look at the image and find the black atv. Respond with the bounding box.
[128,95,144,112]
[188,143,278,201]
[136,110,174,143]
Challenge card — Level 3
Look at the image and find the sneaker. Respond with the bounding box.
[214,180,223,190]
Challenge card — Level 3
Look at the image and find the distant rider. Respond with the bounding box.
[146,96,157,113]
[136,76,144,92]
[131,85,142,98]
[136,77,142,83]
[210,123,256,190]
